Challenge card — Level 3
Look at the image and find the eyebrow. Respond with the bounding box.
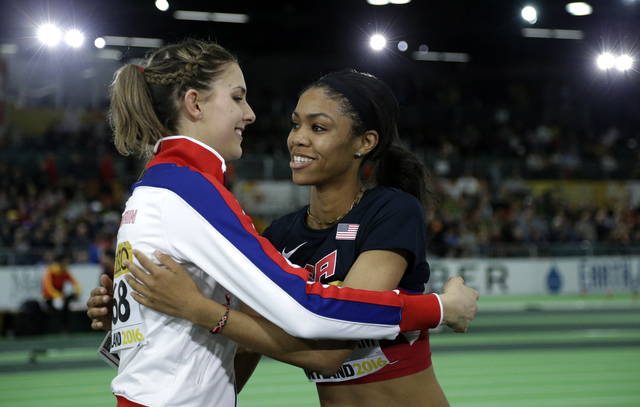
[292,111,334,122]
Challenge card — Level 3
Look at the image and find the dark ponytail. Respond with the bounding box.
[372,144,437,218]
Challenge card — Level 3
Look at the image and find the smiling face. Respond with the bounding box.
[193,63,256,161]
[287,87,364,187]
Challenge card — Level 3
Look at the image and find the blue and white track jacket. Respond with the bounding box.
[110,136,442,406]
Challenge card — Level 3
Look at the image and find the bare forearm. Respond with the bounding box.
[122,250,353,374]
[225,311,354,376]
[187,297,353,375]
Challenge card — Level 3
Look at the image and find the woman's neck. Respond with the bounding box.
[306,183,364,230]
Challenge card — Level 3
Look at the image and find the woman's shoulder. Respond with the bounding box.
[367,186,423,208]
[361,187,426,225]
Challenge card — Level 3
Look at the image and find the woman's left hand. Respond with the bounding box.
[124,250,206,322]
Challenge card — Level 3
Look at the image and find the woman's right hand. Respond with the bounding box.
[86,274,114,331]
[440,276,480,333]
[123,250,208,322]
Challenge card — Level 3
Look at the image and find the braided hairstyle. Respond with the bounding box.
[306,69,437,218]
[109,38,238,156]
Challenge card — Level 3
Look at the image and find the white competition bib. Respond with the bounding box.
[110,241,147,353]
[304,339,390,383]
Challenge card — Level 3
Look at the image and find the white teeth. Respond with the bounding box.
[293,155,313,163]
[235,129,243,136]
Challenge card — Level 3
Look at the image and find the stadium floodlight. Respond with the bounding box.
[412,51,470,63]
[597,53,634,71]
[38,24,62,46]
[94,37,106,48]
[367,0,411,4]
[0,44,18,55]
[597,53,616,69]
[101,36,164,48]
[370,34,386,50]
[156,0,169,11]
[521,28,584,40]
[521,6,538,24]
[173,10,249,23]
[615,55,633,71]
[97,49,123,60]
[397,41,408,51]
[65,30,84,48]
[565,2,592,16]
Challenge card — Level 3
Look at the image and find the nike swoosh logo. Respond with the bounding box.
[282,242,306,259]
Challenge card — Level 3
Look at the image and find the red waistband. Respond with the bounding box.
[116,395,148,407]
[317,331,431,386]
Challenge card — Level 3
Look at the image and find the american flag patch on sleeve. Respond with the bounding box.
[336,223,359,240]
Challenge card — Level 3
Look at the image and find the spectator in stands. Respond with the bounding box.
[2,69,640,263]
[41,253,82,332]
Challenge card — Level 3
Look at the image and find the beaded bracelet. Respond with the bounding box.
[209,292,231,334]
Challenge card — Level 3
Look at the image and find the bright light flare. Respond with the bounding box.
[521,6,538,24]
[565,2,592,16]
[38,24,62,46]
[597,53,634,71]
[397,41,408,51]
[156,0,169,11]
[615,55,634,71]
[94,37,106,48]
[367,0,412,4]
[597,53,616,69]
[370,34,386,51]
[65,30,84,47]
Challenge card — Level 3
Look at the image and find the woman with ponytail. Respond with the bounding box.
[91,67,478,406]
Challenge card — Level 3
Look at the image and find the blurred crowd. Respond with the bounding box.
[0,160,122,265]
[0,116,127,265]
[427,173,639,258]
[1,75,639,264]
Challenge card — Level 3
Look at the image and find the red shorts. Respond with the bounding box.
[317,330,432,386]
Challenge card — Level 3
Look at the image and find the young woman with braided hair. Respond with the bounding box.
[90,57,478,407]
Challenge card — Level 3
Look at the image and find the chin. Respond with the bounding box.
[291,173,313,186]
[227,149,243,161]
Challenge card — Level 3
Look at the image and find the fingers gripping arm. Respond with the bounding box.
[125,250,354,376]
[86,274,114,331]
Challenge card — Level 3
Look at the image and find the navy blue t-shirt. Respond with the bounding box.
[263,187,430,292]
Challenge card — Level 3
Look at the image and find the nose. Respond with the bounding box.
[244,103,256,124]
[288,127,309,149]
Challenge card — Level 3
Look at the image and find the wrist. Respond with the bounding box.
[186,294,213,327]
[189,293,230,331]
[209,292,231,334]
[439,292,452,326]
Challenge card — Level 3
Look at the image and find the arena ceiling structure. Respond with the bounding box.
[0,0,638,106]
[1,0,639,65]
